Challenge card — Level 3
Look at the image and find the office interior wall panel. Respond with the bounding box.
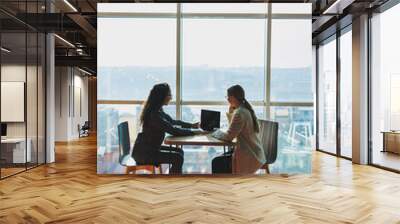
[54,67,69,141]
[38,33,46,164]
[27,60,38,166]
[1,30,27,177]
[54,67,89,141]
[1,82,25,122]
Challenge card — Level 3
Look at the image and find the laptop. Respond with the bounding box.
[1,123,7,140]
[200,109,220,131]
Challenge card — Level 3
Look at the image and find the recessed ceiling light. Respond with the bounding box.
[54,34,75,48]
[63,0,78,12]
[323,0,343,15]
[78,67,93,76]
[1,47,11,53]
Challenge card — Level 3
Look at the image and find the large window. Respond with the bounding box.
[270,6,313,173]
[270,107,313,173]
[181,18,265,101]
[98,18,177,101]
[97,3,313,174]
[271,19,313,103]
[317,37,337,154]
[371,4,400,171]
[315,25,354,161]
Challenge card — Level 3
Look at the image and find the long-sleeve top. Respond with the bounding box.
[213,105,266,173]
[132,109,194,158]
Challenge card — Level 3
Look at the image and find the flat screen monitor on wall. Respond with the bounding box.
[1,82,25,122]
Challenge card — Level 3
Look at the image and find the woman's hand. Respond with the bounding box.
[228,105,236,114]
[192,122,200,129]
[192,129,209,135]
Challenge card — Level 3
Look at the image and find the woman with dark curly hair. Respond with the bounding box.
[132,83,201,174]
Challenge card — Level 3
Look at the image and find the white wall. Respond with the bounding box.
[55,66,69,141]
[1,65,38,137]
[1,65,27,142]
[55,67,89,141]
[1,63,46,164]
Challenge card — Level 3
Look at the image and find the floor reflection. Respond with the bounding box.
[372,151,400,171]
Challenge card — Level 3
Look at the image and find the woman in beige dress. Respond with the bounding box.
[212,85,266,174]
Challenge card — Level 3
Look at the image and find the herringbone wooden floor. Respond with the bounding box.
[1,135,400,224]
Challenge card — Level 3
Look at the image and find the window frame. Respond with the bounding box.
[315,24,353,160]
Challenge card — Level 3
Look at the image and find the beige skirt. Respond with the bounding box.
[232,147,263,174]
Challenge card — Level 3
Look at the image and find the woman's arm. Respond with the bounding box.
[155,112,194,136]
[161,111,195,128]
[214,110,244,141]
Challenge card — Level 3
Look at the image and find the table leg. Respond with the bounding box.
[180,145,183,174]
[382,133,386,152]
[169,144,172,174]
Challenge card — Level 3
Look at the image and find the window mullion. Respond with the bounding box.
[176,3,182,120]
[265,3,272,120]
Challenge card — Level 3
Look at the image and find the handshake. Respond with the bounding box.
[190,122,217,135]
[192,129,212,135]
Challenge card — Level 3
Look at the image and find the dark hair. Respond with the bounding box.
[227,85,259,133]
[140,83,171,125]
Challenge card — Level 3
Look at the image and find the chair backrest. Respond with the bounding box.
[118,121,131,165]
[83,121,90,128]
[258,119,279,164]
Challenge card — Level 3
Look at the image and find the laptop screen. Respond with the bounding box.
[200,110,220,131]
[1,123,7,137]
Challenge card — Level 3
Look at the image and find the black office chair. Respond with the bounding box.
[117,122,161,174]
[78,121,90,138]
[258,119,279,174]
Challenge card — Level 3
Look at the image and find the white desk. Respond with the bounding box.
[1,138,31,163]
[164,133,235,147]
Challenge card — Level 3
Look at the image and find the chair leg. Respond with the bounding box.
[265,164,270,174]
[159,165,163,174]
[126,166,137,174]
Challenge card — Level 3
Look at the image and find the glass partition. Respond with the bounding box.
[0,2,46,179]
[27,30,38,169]
[339,28,352,158]
[371,4,400,171]
[317,37,337,155]
[1,30,28,177]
